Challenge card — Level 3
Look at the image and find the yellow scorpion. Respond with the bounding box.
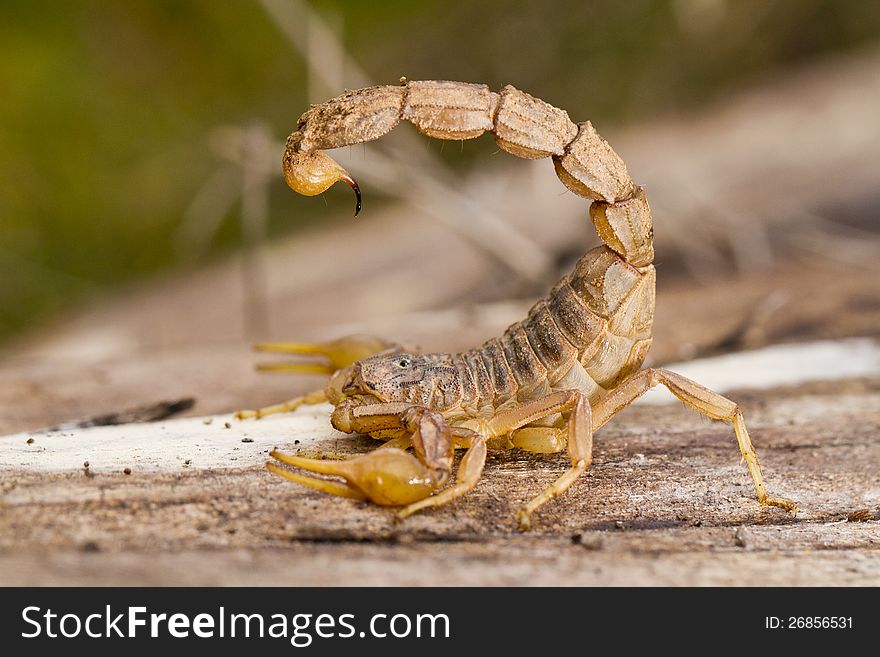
[238,80,797,530]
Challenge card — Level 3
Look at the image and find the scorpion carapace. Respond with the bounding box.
[239,80,796,530]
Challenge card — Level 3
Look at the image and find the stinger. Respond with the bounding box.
[342,174,362,217]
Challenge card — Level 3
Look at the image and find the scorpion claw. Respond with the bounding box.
[254,335,400,374]
[266,461,367,500]
[255,362,334,375]
[268,448,441,506]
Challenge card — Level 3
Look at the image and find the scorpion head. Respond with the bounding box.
[331,352,462,409]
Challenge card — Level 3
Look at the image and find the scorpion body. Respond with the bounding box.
[241,80,796,529]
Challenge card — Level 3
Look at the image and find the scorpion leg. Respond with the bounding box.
[235,389,327,421]
[510,426,567,453]
[236,335,405,420]
[377,434,413,451]
[485,390,594,531]
[267,404,454,506]
[593,368,797,513]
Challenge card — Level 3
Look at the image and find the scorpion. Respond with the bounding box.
[238,79,797,530]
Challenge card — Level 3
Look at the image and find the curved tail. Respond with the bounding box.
[283,80,653,268]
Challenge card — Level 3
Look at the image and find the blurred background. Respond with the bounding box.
[1,0,879,431]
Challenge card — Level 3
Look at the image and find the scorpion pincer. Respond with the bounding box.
[238,80,797,530]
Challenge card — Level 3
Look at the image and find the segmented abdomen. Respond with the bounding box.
[458,246,655,410]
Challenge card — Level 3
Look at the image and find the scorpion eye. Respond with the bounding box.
[398,359,411,368]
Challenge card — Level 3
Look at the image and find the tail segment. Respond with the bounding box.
[283,80,653,268]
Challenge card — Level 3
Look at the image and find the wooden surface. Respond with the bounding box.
[1,375,878,586]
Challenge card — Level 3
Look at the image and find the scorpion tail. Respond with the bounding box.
[284,80,654,267]
[282,143,361,215]
[588,187,654,268]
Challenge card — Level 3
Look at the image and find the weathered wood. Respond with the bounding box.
[1,376,877,586]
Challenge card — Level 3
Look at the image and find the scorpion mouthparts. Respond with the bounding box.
[341,379,360,394]
[341,174,362,216]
